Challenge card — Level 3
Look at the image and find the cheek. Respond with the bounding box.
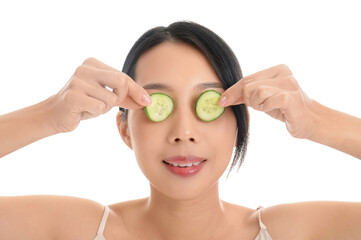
[128,110,164,174]
[210,108,238,172]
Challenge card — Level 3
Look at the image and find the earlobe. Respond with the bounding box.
[116,111,133,149]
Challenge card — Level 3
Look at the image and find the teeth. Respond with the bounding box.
[169,161,203,167]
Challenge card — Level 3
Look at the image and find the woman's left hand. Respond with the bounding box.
[219,64,320,139]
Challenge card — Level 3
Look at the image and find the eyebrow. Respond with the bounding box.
[142,82,225,91]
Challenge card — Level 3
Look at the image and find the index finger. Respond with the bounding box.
[82,57,120,72]
[93,69,151,107]
[241,64,293,82]
[83,57,152,108]
[219,64,293,107]
[78,60,152,108]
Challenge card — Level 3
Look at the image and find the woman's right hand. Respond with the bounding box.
[46,57,151,133]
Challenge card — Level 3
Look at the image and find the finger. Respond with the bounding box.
[241,64,293,82]
[69,91,107,119]
[75,65,151,107]
[75,64,123,89]
[231,95,246,106]
[117,95,146,109]
[82,57,119,72]
[220,75,276,107]
[219,78,248,107]
[220,64,293,106]
[261,90,296,115]
[124,76,152,107]
[248,86,282,111]
[80,58,148,109]
[243,76,298,105]
[221,74,297,107]
[82,80,119,112]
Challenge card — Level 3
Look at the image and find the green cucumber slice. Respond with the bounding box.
[196,90,225,121]
[144,93,174,122]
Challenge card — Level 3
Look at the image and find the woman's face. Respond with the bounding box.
[118,41,237,200]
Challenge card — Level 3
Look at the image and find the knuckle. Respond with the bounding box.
[256,86,268,99]
[288,76,299,88]
[118,73,130,89]
[82,57,97,65]
[108,94,118,106]
[280,92,291,104]
[278,64,292,75]
[68,76,81,90]
[96,102,106,112]
[243,84,252,97]
[278,63,289,70]
[119,72,129,83]
[243,78,254,85]
[74,65,87,76]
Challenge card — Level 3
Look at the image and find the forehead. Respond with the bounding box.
[134,41,221,87]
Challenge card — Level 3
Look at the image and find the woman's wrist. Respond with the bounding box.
[306,100,361,159]
[30,96,60,137]
[0,97,59,157]
[307,101,333,144]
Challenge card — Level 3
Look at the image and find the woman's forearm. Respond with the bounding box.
[0,97,58,158]
[308,100,361,159]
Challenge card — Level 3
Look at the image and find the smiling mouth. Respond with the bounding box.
[162,160,207,167]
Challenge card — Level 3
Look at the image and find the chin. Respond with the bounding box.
[142,159,226,200]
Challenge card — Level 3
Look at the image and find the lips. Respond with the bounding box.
[163,155,207,177]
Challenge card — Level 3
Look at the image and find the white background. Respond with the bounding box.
[0,0,360,209]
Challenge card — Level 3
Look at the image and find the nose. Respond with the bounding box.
[167,106,201,144]
[172,130,197,143]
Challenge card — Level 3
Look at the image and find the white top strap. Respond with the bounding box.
[97,206,110,235]
[257,206,267,229]
[254,206,273,240]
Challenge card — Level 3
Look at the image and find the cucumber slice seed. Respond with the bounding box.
[195,90,225,121]
[144,93,174,122]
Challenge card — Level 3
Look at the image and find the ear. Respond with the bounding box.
[116,111,133,149]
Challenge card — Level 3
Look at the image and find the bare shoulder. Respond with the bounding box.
[219,200,265,239]
[107,197,148,226]
[46,195,107,240]
[0,195,106,240]
[99,197,150,239]
[258,200,361,240]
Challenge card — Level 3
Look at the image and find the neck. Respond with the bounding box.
[143,181,226,240]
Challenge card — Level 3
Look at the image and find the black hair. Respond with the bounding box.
[120,21,249,176]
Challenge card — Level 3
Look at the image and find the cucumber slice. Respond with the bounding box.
[196,90,225,121]
[144,93,174,122]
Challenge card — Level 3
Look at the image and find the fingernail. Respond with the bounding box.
[142,94,151,105]
[258,104,264,111]
[218,96,227,107]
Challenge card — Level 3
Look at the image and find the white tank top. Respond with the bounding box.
[93,205,273,240]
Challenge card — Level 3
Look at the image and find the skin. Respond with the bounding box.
[116,41,249,239]
[1,42,361,239]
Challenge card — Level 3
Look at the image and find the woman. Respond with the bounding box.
[0,21,360,240]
